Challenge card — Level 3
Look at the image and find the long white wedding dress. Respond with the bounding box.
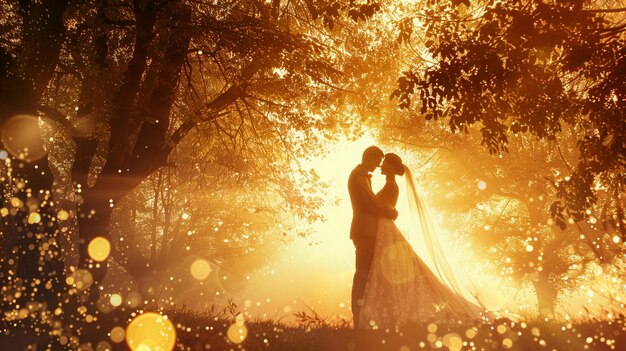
[358,166,487,329]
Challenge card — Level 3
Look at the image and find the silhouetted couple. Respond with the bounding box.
[348,146,486,329]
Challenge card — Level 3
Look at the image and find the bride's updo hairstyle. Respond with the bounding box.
[385,153,405,176]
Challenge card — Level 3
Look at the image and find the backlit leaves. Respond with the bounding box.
[393,0,626,229]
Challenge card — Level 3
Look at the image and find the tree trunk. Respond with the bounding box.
[151,171,162,265]
[532,273,557,320]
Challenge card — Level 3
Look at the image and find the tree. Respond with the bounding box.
[392,0,625,237]
[0,0,380,346]
[107,157,299,308]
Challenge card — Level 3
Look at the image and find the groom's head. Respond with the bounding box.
[361,146,384,172]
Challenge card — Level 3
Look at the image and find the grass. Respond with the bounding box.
[4,299,624,350]
[161,302,626,351]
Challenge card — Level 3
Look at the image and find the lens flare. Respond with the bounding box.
[88,237,111,261]
[126,312,176,351]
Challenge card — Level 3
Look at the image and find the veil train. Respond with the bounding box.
[398,165,492,317]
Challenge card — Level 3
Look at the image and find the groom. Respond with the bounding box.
[348,146,398,327]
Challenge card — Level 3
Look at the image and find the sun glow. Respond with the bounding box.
[234,133,510,320]
[232,134,378,320]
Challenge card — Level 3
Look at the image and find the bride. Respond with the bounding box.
[356,152,488,329]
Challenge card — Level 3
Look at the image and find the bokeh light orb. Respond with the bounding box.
[0,114,47,162]
[126,313,176,351]
[88,237,111,261]
[503,338,514,349]
[477,180,487,190]
[110,326,125,343]
[126,291,142,308]
[110,293,122,307]
[27,212,41,224]
[57,210,69,220]
[96,341,113,351]
[69,269,93,291]
[97,295,115,314]
[465,328,477,339]
[190,259,211,280]
[380,242,415,284]
[10,197,22,208]
[227,323,248,344]
[442,333,463,351]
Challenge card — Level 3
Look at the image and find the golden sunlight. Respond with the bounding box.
[230,134,378,320]
[3,1,626,349]
[234,133,515,321]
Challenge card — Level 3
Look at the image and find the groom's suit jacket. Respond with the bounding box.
[348,165,388,239]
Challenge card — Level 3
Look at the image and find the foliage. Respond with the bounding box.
[377,113,596,317]
[392,0,625,233]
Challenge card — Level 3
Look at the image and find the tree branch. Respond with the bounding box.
[584,7,626,14]
[36,105,77,133]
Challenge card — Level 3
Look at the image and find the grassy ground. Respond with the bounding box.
[5,298,623,350]
[162,306,626,351]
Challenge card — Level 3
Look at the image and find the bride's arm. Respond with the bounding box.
[376,183,399,208]
[354,175,398,219]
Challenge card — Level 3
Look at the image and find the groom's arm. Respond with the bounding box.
[354,175,398,220]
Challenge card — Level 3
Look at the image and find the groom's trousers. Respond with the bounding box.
[351,237,376,327]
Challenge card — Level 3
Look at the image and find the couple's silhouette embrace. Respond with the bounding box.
[348,146,486,329]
